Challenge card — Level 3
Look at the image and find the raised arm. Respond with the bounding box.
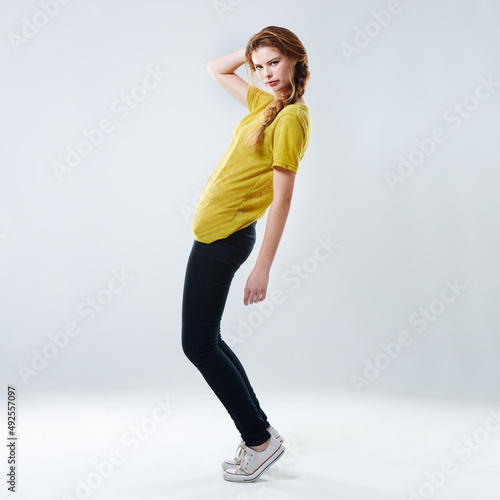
[207,48,251,109]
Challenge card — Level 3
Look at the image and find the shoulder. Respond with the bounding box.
[275,105,311,132]
[249,85,273,99]
[247,85,274,110]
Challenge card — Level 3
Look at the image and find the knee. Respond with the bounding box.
[181,328,217,365]
[181,328,206,364]
[181,331,197,362]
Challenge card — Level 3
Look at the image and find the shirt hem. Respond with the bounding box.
[273,161,299,173]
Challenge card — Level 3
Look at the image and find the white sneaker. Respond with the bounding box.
[221,425,283,470]
[222,435,285,482]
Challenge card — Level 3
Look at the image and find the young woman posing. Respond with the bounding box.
[181,25,311,482]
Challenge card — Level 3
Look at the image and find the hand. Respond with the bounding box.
[244,267,269,305]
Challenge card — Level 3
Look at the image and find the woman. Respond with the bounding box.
[181,25,311,482]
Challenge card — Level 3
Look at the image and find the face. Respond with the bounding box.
[251,46,296,99]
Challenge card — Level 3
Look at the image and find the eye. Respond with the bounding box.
[271,60,278,65]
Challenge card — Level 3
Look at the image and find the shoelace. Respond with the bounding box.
[240,448,257,474]
[233,440,246,464]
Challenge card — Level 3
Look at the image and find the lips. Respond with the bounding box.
[266,80,278,85]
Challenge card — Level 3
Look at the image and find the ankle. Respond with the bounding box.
[249,436,271,452]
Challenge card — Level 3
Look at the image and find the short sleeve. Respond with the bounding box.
[271,112,308,173]
[247,85,273,112]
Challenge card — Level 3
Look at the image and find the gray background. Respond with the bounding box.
[1,0,499,404]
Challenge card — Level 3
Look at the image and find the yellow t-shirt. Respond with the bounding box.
[191,85,311,243]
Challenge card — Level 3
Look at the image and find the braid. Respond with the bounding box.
[245,99,284,150]
[244,26,310,152]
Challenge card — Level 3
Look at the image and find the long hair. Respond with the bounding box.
[244,26,310,151]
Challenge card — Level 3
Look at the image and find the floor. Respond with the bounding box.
[9,386,500,500]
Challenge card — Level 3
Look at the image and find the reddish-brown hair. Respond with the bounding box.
[244,26,310,151]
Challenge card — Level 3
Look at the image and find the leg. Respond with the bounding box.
[218,337,270,429]
[181,223,271,447]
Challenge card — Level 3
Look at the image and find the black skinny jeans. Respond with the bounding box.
[181,221,272,447]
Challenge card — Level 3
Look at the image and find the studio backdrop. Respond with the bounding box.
[1,0,499,405]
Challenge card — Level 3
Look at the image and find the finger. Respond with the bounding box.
[244,286,252,306]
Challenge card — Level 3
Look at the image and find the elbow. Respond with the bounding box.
[207,61,222,81]
[207,58,221,77]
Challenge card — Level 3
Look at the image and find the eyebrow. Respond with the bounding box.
[254,57,280,66]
